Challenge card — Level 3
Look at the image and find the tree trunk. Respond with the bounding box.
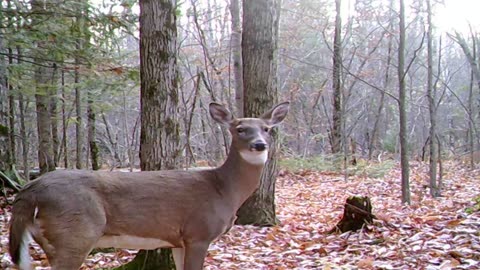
[35,67,56,175]
[230,0,244,117]
[120,0,180,269]
[398,0,410,204]
[468,66,475,169]
[467,33,477,170]
[330,0,343,154]
[50,67,59,167]
[17,46,30,180]
[236,0,281,226]
[7,47,16,168]
[18,92,29,180]
[88,90,99,170]
[75,30,83,169]
[61,68,69,168]
[32,0,56,175]
[122,87,134,171]
[0,16,9,171]
[426,0,439,197]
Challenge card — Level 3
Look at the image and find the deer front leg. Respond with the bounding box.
[183,242,209,270]
[172,247,185,270]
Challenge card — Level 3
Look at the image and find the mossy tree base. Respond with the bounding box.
[113,249,176,270]
[235,198,278,226]
[328,196,376,233]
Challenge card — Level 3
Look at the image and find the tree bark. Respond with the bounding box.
[426,0,439,197]
[330,0,343,154]
[398,0,410,204]
[61,68,68,168]
[50,66,59,167]
[74,14,83,170]
[0,2,15,172]
[236,0,281,226]
[468,64,476,169]
[467,32,477,170]
[17,46,30,180]
[32,0,56,175]
[120,0,180,269]
[7,46,16,168]
[230,0,244,117]
[88,90,99,170]
[0,13,9,171]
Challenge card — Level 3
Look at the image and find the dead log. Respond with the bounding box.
[328,196,376,233]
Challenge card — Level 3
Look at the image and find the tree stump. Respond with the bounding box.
[328,196,376,233]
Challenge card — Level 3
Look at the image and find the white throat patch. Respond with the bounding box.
[239,150,269,165]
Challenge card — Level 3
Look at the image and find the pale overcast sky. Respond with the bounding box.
[437,0,480,33]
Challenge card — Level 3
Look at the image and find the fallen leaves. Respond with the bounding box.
[0,161,479,269]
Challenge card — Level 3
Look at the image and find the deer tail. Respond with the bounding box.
[9,197,36,270]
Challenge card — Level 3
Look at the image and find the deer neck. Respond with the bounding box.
[215,146,266,209]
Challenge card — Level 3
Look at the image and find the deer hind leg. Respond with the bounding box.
[37,230,99,270]
[183,242,209,270]
[32,216,104,270]
[44,232,99,270]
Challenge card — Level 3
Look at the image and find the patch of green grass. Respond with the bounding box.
[465,196,480,214]
[279,156,395,178]
[351,159,396,178]
[279,155,340,172]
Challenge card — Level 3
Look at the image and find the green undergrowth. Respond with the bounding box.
[465,196,480,214]
[279,156,395,179]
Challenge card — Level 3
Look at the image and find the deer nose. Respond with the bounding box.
[251,141,267,151]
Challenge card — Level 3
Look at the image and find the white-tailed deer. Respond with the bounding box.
[9,101,289,270]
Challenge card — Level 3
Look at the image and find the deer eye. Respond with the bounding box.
[263,127,270,132]
[237,127,245,133]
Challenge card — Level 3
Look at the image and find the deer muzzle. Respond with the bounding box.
[251,141,267,151]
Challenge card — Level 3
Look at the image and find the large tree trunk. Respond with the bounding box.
[230,0,244,117]
[398,0,410,204]
[120,0,180,269]
[330,0,343,154]
[35,67,56,175]
[236,0,281,226]
[32,0,56,175]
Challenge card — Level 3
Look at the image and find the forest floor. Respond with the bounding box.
[1,161,479,269]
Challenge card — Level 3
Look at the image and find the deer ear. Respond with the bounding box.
[261,101,290,126]
[209,102,234,125]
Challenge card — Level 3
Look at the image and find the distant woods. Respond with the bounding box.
[0,0,479,180]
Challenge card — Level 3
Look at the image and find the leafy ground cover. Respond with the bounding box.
[1,161,479,269]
